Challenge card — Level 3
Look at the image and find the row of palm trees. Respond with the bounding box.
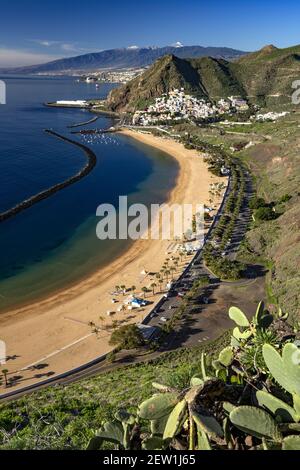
[110,254,188,304]
[89,250,190,338]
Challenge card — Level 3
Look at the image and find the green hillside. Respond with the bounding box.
[169,112,300,319]
[230,44,300,99]
[236,114,300,317]
[107,54,245,111]
[107,44,300,111]
[0,336,228,449]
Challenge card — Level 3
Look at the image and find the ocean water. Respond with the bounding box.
[0,76,179,311]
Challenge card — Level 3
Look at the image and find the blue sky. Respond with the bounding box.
[1,0,300,66]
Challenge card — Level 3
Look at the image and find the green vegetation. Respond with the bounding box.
[203,250,245,281]
[88,302,300,451]
[109,324,145,350]
[254,206,277,221]
[0,334,230,450]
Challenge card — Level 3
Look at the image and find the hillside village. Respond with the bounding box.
[132,89,249,125]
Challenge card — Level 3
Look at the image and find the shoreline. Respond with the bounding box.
[0,130,226,392]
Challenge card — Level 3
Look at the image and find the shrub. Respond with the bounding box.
[255,206,277,221]
[249,197,266,210]
[109,324,144,350]
[279,194,292,203]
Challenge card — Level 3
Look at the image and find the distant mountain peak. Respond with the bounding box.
[172,41,184,48]
[260,44,278,53]
[0,44,247,74]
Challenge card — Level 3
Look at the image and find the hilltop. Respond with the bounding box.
[107,54,245,112]
[107,44,300,111]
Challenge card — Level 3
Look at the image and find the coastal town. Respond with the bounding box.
[132,89,249,125]
[81,68,146,84]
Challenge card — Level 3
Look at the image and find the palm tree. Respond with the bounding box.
[155,273,161,281]
[115,285,121,294]
[159,279,164,292]
[88,321,99,336]
[111,320,119,330]
[150,283,157,295]
[120,285,126,296]
[170,266,176,279]
[2,369,8,388]
[142,287,148,299]
[131,285,136,295]
[99,315,105,329]
[165,270,171,282]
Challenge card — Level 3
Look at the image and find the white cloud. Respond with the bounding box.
[0,48,59,67]
[36,40,58,47]
[61,43,79,52]
[32,39,96,54]
[127,45,139,50]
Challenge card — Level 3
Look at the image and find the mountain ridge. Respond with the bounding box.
[0,45,247,74]
[107,44,300,111]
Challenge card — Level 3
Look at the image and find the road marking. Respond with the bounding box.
[21,333,94,371]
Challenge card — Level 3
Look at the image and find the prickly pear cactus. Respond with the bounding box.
[263,343,300,396]
[163,399,187,439]
[256,390,299,423]
[191,410,224,440]
[229,406,282,441]
[139,393,178,420]
[229,306,250,327]
[282,435,300,450]
[218,346,234,366]
[254,301,265,326]
[232,326,252,341]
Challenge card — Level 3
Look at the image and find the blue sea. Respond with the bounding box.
[0,76,179,311]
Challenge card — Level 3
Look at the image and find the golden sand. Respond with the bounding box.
[0,130,225,392]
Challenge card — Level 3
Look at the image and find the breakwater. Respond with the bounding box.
[45,102,90,109]
[0,130,97,223]
[67,116,99,129]
[71,127,117,135]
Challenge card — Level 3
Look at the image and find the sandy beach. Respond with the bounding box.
[0,130,225,392]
